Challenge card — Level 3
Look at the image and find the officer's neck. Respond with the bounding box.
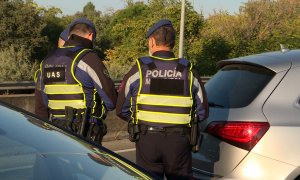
[65,34,93,49]
[151,45,172,55]
[152,51,175,58]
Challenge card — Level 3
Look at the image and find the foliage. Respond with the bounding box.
[203,0,300,56]
[239,0,300,52]
[193,0,300,74]
[74,2,113,59]
[0,0,46,49]
[41,7,64,53]
[0,45,38,81]
[0,0,300,81]
[104,0,205,80]
[0,0,47,80]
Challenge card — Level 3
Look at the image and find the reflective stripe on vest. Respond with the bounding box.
[137,94,192,107]
[42,48,90,117]
[44,84,82,94]
[48,100,85,109]
[137,110,191,124]
[135,57,194,125]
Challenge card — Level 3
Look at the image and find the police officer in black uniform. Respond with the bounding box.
[116,19,208,179]
[35,18,117,145]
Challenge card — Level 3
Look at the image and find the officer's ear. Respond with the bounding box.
[87,33,93,41]
[149,36,156,49]
[58,38,65,48]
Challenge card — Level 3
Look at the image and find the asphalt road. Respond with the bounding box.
[103,138,204,179]
[102,138,136,163]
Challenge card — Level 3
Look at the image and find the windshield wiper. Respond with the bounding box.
[208,102,225,108]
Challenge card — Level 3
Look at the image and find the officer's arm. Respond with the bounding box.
[79,53,117,111]
[34,70,49,119]
[116,65,139,121]
[192,69,209,121]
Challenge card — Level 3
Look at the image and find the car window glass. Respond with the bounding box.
[0,136,140,180]
[205,64,275,108]
[0,115,148,180]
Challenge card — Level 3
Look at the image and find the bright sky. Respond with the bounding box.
[34,0,249,17]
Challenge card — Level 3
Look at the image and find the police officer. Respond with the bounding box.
[116,19,208,179]
[35,18,117,145]
[34,28,69,119]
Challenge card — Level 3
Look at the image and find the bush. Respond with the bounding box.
[0,45,38,81]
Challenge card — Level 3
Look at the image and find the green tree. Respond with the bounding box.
[193,0,300,75]
[0,0,47,56]
[104,1,150,80]
[200,0,300,59]
[41,7,64,53]
[105,0,205,80]
[2,0,299,81]
[83,2,99,19]
[0,0,47,80]
[73,2,113,59]
[192,12,236,74]
[196,37,231,75]
[239,0,300,52]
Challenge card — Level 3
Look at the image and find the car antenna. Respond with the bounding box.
[280,44,290,53]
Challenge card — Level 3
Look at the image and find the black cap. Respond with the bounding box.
[146,19,173,38]
[68,17,97,40]
[59,29,69,41]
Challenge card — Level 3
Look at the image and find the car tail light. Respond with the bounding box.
[206,121,270,151]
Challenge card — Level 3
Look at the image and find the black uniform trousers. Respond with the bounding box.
[136,127,192,180]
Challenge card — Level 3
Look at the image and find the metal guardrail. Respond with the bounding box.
[0,81,35,90]
[0,77,211,95]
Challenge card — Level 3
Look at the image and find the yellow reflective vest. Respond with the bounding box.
[134,56,194,125]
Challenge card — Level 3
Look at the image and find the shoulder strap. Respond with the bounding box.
[176,58,191,72]
[139,56,157,70]
[71,48,94,76]
[73,48,94,61]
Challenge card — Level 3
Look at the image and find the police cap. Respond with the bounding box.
[68,17,97,40]
[59,28,69,41]
[146,19,173,39]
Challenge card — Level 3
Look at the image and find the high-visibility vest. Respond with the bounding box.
[135,56,194,125]
[40,46,104,119]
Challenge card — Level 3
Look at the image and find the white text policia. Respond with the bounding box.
[145,69,182,84]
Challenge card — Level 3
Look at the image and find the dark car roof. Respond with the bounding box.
[218,49,300,73]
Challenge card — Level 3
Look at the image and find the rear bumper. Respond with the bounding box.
[193,152,298,179]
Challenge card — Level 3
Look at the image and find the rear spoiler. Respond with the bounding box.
[217,60,268,69]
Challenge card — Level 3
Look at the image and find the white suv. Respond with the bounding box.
[193,49,300,179]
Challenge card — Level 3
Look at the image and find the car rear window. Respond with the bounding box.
[205,64,275,108]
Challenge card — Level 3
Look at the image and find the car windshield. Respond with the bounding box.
[0,108,151,180]
[205,64,275,108]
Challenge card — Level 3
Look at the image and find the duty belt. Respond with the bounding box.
[140,125,190,135]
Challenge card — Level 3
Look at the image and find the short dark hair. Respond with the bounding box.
[151,26,176,49]
[70,23,94,37]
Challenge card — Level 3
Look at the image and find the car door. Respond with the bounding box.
[260,66,300,167]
